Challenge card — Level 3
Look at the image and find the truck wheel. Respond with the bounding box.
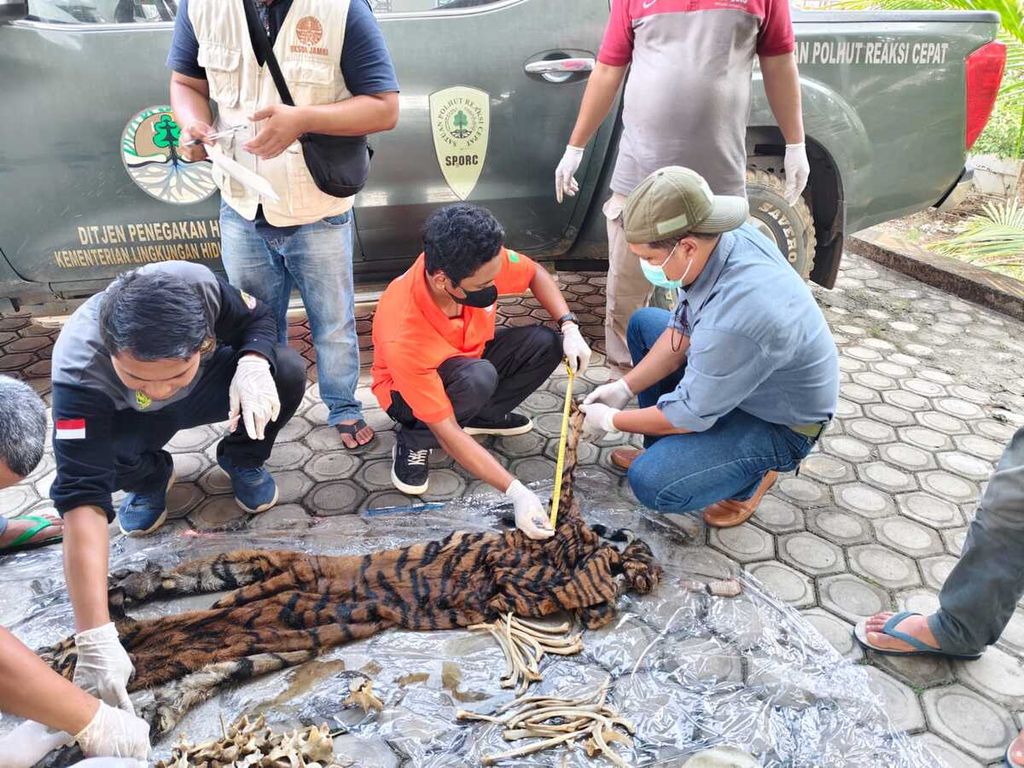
[745,168,816,279]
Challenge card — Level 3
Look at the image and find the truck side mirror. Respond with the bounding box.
[0,0,28,23]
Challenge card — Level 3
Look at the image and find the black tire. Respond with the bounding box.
[746,167,816,279]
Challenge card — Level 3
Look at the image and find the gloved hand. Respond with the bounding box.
[228,354,280,441]
[579,401,620,440]
[554,145,585,204]
[505,480,554,540]
[561,323,592,376]
[784,142,810,204]
[582,378,633,410]
[73,623,135,715]
[0,719,75,768]
[76,701,151,760]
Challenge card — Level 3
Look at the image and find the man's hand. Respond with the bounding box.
[228,354,280,441]
[244,104,305,159]
[582,378,633,410]
[72,623,135,715]
[76,701,151,760]
[554,145,585,203]
[561,323,592,376]
[784,142,810,204]
[180,120,213,163]
[0,720,75,768]
[505,480,554,540]
[579,401,620,440]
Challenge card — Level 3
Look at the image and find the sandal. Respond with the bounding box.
[1006,729,1024,768]
[0,512,63,553]
[335,418,376,450]
[853,611,982,660]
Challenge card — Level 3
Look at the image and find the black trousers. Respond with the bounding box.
[387,325,563,451]
[112,345,307,494]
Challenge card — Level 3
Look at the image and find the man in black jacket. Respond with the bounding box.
[49,260,305,719]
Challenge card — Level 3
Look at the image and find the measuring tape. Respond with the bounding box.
[548,361,575,528]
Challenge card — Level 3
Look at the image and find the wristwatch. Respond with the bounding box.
[557,312,579,327]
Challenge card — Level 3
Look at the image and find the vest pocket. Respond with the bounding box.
[281,59,337,105]
[197,43,241,108]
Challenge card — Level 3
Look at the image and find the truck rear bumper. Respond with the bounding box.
[934,164,974,212]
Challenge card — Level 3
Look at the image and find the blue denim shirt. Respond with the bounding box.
[659,223,839,432]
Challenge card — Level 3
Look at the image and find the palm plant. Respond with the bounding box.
[933,199,1024,267]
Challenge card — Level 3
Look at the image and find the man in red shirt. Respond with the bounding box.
[372,205,592,539]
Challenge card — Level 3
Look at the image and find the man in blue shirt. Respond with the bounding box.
[167,0,399,451]
[580,167,838,528]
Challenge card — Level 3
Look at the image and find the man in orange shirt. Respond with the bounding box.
[372,204,592,539]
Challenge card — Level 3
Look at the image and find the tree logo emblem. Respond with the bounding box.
[429,87,489,200]
[121,105,216,205]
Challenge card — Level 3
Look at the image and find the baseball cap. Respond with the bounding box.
[623,166,749,244]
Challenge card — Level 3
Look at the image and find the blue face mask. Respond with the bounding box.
[641,244,684,290]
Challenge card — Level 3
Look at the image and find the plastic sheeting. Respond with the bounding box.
[0,471,933,767]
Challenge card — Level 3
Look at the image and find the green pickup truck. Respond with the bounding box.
[0,0,1006,313]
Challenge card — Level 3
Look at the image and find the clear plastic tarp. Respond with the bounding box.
[1,471,933,766]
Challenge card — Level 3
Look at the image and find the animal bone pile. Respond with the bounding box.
[36,406,661,759]
[468,613,584,695]
[457,687,635,767]
[155,714,348,768]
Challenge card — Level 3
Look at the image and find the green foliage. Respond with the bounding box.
[971,82,1024,157]
[152,115,181,149]
[931,200,1024,271]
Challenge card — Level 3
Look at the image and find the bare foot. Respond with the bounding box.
[337,420,375,449]
[863,612,940,652]
[0,511,63,551]
[1008,729,1024,768]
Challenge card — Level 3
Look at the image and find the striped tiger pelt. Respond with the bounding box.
[36,407,660,749]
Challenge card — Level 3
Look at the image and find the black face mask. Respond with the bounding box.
[446,281,498,308]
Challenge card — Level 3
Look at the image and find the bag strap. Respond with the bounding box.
[242,0,295,107]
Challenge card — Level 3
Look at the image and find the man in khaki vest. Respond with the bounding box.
[168,0,399,449]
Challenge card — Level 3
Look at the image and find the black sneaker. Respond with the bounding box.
[463,413,534,437]
[391,440,430,495]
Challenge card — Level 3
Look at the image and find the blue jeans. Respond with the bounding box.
[220,202,363,425]
[625,308,814,514]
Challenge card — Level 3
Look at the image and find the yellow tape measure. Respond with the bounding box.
[548,361,575,528]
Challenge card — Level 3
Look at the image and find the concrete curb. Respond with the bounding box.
[848,226,1024,322]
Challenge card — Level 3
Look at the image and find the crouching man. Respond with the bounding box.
[581,167,838,528]
[50,261,306,711]
[371,204,592,539]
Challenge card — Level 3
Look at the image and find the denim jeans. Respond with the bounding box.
[625,307,814,514]
[220,202,363,425]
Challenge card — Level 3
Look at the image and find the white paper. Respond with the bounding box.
[206,145,280,203]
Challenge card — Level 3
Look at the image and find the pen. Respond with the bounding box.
[186,124,247,147]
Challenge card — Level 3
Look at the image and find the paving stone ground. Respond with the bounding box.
[3,253,1024,765]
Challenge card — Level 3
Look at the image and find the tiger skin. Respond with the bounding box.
[35,406,661,755]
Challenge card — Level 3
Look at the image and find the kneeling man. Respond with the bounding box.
[372,204,592,539]
[580,167,838,528]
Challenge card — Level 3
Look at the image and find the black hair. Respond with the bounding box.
[0,375,46,478]
[422,204,505,285]
[99,270,210,360]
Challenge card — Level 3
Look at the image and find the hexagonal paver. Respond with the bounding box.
[264,442,313,472]
[921,684,1018,762]
[800,454,854,484]
[745,562,814,608]
[840,382,880,404]
[166,482,204,520]
[941,527,968,556]
[883,389,930,411]
[896,588,941,617]
[871,646,955,691]
[421,469,467,500]
[874,360,912,378]
[896,492,964,529]
[852,371,897,391]
[168,425,218,452]
[304,452,359,482]
[775,476,828,505]
[917,410,969,436]
[751,495,805,533]
[954,434,1006,462]
[864,402,914,427]
[276,416,313,443]
[709,525,775,563]
[171,452,208,482]
[878,442,936,472]
[800,607,862,660]
[849,544,921,589]
[936,451,993,481]
[188,496,246,530]
[919,471,979,504]
[997,609,1024,657]
[935,398,986,421]
[306,480,368,516]
[954,647,1024,707]
[835,483,897,519]
[833,398,862,420]
[491,431,546,459]
[198,466,232,496]
[271,470,314,504]
[820,435,873,464]
[862,665,926,732]
[777,531,844,576]
[250,504,313,531]
[857,461,917,494]
[920,555,960,591]
[903,377,947,398]
[807,507,873,546]
[873,517,944,558]
[846,418,897,444]
[898,426,955,453]
[972,418,1017,443]
[909,734,984,768]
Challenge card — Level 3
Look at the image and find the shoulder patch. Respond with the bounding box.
[507,250,520,264]
[55,418,87,440]
[239,290,257,310]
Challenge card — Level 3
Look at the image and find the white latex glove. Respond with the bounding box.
[73,623,135,715]
[0,719,75,768]
[561,323,592,376]
[582,378,633,410]
[579,401,620,440]
[784,142,810,204]
[554,145,585,204]
[75,701,151,760]
[228,354,280,441]
[505,480,554,540]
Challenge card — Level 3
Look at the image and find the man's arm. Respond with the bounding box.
[567,62,628,149]
[63,507,113,633]
[528,265,571,322]
[169,71,213,162]
[760,53,804,144]
[430,417,515,493]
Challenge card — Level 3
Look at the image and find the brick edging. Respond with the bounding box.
[847,227,1024,322]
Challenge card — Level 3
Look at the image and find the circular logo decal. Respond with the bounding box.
[296,16,323,45]
[121,105,217,205]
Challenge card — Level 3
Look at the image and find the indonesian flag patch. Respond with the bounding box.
[55,418,86,440]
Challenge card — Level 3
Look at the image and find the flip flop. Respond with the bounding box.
[853,611,982,660]
[335,418,376,450]
[1005,731,1024,768]
[0,513,63,553]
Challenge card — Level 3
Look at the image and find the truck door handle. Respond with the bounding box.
[524,57,595,83]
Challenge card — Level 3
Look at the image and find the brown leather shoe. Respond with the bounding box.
[610,448,643,471]
[702,471,779,528]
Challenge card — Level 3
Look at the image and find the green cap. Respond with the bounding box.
[623,166,749,244]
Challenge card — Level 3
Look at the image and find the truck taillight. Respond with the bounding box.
[965,40,1006,149]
